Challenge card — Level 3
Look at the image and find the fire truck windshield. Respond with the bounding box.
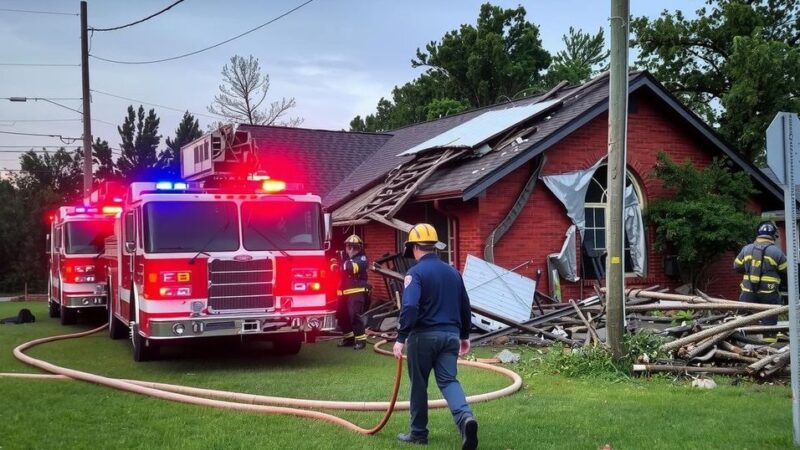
[144,202,239,253]
[64,221,114,254]
[241,201,322,251]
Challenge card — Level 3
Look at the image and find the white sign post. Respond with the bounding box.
[766,112,800,445]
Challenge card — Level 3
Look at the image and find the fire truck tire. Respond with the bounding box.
[272,332,303,356]
[60,306,77,326]
[108,303,127,340]
[48,300,60,318]
[130,322,158,362]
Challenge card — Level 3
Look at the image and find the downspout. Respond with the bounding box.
[433,199,459,269]
[483,155,546,263]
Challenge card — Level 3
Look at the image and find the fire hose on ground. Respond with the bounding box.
[4,324,522,435]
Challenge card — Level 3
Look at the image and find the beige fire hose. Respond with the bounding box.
[6,324,522,435]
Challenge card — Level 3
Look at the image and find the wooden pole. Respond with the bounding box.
[605,0,630,360]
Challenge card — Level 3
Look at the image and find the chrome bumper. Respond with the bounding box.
[147,310,336,339]
[64,295,107,308]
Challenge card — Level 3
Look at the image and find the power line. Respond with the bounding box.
[90,88,223,120]
[0,130,82,143]
[89,0,184,32]
[0,119,82,124]
[0,63,79,67]
[0,8,77,16]
[90,0,315,65]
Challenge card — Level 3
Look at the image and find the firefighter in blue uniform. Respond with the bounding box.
[734,221,788,327]
[393,223,478,450]
[330,234,369,350]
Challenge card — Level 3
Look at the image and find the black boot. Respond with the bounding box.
[461,417,478,450]
[337,337,354,347]
[397,433,428,445]
[353,340,366,350]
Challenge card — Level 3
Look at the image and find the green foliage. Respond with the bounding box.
[116,105,162,181]
[543,27,609,87]
[92,137,118,182]
[646,151,760,289]
[351,3,551,132]
[671,310,696,326]
[631,0,800,163]
[532,331,669,381]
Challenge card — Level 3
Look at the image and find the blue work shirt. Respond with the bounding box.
[397,253,472,344]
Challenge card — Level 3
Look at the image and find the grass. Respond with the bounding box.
[0,301,794,449]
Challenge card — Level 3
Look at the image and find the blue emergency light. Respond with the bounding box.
[155,181,188,190]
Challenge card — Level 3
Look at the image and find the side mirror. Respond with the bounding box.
[323,212,333,243]
[124,241,135,253]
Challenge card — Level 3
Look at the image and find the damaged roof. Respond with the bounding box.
[327,71,783,213]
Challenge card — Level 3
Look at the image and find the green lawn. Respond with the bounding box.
[0,302,793,449]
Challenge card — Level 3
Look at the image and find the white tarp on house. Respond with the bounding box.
[462,254,535,332]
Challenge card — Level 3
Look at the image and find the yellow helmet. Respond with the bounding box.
[344,234,363,245]
[403,223,445,257]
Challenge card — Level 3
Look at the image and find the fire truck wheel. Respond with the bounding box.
[130,322,158,362]
[48,300,60,318]
[108,303,127,340]
[271,332,303,356]
[60,306,77,326]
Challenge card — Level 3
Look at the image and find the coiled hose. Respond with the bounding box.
[9,325,522,435]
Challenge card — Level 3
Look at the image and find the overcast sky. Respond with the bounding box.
[0,0,702,171]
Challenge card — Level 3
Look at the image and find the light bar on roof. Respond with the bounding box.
[397,99,561,156]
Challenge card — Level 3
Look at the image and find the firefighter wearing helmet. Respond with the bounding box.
[393,223,478,448]
[330,234,369,350]
[734,221,788,331]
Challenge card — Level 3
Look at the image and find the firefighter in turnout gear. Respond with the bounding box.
[734,221,788,327]
[330,234,369,350]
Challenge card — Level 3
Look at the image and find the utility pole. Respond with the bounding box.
[80,1,93,204]
[606,0,629,360]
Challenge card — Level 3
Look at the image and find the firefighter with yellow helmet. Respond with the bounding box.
[330,234,369,350]
[393,223,478,449]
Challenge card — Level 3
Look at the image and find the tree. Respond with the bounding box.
[646,152,760,291]
[161,111,202,178]
[208,54,302,127]
[92,137,117,182]
[116,105,162,181]
[15,148,83,200]
[351,3,551,132]
[543,27,608,87]
[631,0,800,163]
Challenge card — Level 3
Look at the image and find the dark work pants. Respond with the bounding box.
[336,293,365,337]
[406,331,472,439]
[741,291,781,326]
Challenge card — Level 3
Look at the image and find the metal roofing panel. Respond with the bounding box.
[462,255,535,332]
[397,100,560,156]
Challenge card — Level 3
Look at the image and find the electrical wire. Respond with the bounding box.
[89,0,184,32]
[0,63,79,67]
[90,0,314,65]
[0,8,77,16]
[0,130,81,144]
[90,89,223,121]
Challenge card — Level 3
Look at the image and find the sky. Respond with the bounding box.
[0,0,703,171]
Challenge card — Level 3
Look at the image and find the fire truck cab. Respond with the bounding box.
[103,126,342,360]
[48,198,121,325]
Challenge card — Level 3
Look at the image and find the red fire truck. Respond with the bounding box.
[103,127,336,361]
[47,187,123,325]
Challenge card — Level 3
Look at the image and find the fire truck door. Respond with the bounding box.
[122,211,136,321]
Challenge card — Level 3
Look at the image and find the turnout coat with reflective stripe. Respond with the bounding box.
[734,238,788,294]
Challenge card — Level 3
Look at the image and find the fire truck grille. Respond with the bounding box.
[208,259,274,310]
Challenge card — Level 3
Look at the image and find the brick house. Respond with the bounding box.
[249,71,784,303]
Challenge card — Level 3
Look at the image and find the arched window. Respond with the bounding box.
[583,167,645,279]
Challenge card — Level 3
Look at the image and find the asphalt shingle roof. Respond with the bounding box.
[239,125,391,198]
